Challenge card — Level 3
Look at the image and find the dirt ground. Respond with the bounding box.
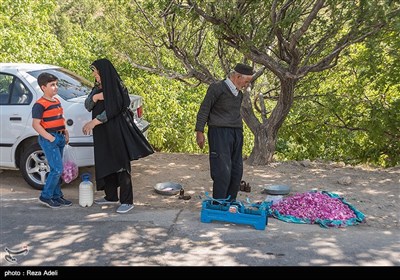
[127,152,399,230]
[1,152,399,229]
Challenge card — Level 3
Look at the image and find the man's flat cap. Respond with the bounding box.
[234,63,254,75]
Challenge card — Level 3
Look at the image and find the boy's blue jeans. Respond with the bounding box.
[38,133,66,200]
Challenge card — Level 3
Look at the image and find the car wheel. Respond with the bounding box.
[20,142,48,190]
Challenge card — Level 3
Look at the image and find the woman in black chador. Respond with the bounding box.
[83,58,154,214]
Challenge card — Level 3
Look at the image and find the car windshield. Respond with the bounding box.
[28,68,93,100]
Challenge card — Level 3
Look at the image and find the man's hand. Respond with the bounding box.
[196,131,205,149]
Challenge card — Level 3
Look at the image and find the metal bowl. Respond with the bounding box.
[263,185,291,195]
[154,182,183,196]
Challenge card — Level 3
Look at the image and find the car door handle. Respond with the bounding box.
[10,117,22,121]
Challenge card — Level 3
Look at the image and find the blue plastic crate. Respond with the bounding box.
[200,194,269,230]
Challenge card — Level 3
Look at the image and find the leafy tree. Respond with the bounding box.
[0,0,104,73]
[110,0,399,165]
[1,0,397,166]
[50,0,107,74]
[279,29,400,167]
[0,0,63,63]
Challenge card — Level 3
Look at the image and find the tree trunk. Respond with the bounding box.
[245,78,296,165]
[246,125,275,165]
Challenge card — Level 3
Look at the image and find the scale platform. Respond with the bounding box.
[200,194,270,230]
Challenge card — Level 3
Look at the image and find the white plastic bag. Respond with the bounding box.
[264,195,283,205]
[61,145,79,183]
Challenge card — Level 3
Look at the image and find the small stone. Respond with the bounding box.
[300,159,311,167]
[338,176,352,185]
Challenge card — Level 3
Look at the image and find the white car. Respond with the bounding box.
[0,63,150,190]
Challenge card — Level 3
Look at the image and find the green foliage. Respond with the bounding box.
[0,0,398,167]
[124,72,206,153]
[50,0,108,75]
[278,32,400,167]
[0,0,63,63]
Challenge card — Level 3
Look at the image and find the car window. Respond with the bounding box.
[28,68,92,100]
[0,74,13,104]
[0,74,32,105]
[10,78,32,105]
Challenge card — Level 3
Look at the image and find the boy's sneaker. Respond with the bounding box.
[116,204,134,214]
[94,197,119,205]
[39,196,61,208]
[54,197,72,207]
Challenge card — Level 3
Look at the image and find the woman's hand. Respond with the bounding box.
[92,92,104,102]
[82,119,102,135]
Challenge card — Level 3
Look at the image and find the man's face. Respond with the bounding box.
[236,74,253,90]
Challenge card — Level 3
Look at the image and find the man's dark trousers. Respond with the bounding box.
[208,127,243,201]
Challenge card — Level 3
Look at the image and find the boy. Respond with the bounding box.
[32,72,72,208]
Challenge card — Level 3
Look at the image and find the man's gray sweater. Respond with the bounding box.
[195,80,243,132]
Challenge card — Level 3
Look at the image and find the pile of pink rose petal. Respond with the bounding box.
[269,191,365,228]
[62,160,79,183]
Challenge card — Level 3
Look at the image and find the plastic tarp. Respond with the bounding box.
[268,190,366,228]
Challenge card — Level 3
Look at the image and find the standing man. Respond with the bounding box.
[195,63,254,201]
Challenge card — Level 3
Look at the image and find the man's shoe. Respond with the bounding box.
[54,197,72,207]
[94,197,119,205]
[240,180,247,192]
[244,183,251,193]
[116,204,134,214]
[39,196,61,208]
